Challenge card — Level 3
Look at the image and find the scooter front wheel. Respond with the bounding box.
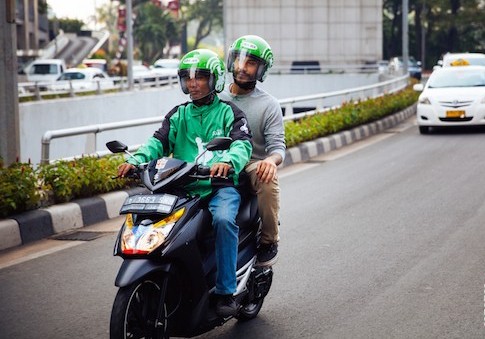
[110,277,169,339]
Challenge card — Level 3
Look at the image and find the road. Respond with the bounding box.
[1,118,485,338]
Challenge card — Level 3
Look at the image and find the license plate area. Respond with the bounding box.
[446,110,465,118]
[120,194,178,214]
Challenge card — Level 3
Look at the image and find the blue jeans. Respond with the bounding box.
[208,187,240,295]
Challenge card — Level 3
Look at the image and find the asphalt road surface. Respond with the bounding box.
[2,118,485,338]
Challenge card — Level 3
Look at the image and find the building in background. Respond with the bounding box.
[223,0,383,68]
[15,0,50,71]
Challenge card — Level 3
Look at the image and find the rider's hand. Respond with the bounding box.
[210,162,232,178]
[256,158,277,183]
[118,163,135,178]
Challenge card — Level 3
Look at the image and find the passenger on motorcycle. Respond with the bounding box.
[219,35,285,267]
[117,49,252,318]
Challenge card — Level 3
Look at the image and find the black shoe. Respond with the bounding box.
[256,242,278,267]
[215,294,237,318]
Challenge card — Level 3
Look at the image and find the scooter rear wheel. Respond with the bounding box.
[110,277,169,339]
[235,298,265,321]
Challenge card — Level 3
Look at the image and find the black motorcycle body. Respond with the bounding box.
[107,139,273,339]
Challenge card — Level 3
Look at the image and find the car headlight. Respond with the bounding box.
[121,208,185,255]
[419,96,431,105]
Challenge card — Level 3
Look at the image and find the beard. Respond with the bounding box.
[234,77,256,90]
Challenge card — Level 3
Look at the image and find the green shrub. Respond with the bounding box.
[284,86,419,148]
[0,161,40,218]
[37,154,131,204]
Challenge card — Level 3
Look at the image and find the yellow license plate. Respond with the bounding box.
[446,110,465,118]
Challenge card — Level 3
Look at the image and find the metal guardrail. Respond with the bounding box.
[40,74,409,164]
[18,75,179,100]
[281,74,408,119]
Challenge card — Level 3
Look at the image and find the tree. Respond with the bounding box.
[383,0,485,69]
[182,0,223,50]
[57,18,85,34]
[133,2,179,63]
[96,1,120,59]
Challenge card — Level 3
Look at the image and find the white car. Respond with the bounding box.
[50,67,115,92]
[132,65,157,84]
[413,65,485,134]
[151,58,180,79]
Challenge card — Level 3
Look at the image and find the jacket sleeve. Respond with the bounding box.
[219,102,253,175]
[126,106,179,165]
[127,136,164,165]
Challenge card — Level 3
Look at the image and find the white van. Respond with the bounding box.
[26,59,67,83]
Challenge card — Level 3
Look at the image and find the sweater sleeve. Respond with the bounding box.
[219,102,253,176]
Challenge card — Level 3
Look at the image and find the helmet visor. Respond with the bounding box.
[230,49,265,83]
[178,68,213,100]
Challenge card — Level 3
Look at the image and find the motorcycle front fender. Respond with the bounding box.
[115,259,171,287]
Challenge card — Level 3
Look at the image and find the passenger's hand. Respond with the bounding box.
[118,163,135,178]
[256,158,277,183]
[210,162,232,178]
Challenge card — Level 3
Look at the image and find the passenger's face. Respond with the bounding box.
[233,56,259,82]
[185,72,211,100]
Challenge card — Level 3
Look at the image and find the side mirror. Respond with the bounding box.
[413,83,424,92]
[106,140,128,153]
[206,137,233,152]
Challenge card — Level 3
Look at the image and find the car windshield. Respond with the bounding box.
[428,69,485,88]
[57,72,86,81]
[32,64,58,75]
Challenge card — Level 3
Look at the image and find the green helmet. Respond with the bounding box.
[178,49,226,94]
[227,35,274,82]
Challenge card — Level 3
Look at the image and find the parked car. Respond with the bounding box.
[132,65,157,84]
[82,59,108,72]
[25,59,67,83]
[377,60,389,74]
[413,65,485,134]
[49,67,114,92]
[389,56,422,80]
[151,58,180,79]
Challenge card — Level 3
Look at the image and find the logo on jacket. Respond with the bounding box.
[240,118,249,134]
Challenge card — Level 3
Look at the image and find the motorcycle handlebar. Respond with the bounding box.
[192,165,235,179]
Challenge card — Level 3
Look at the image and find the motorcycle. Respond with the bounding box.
[106,137,273,339]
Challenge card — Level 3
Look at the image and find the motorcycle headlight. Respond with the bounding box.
[121,208,185,255]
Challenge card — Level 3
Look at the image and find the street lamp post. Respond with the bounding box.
[126,0,134,90]
[402,0,409,75]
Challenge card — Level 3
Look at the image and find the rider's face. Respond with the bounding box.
[233,56,259,83]
[185,73,211,101]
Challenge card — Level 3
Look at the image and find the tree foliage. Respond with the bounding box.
[181,0,223,50]
[384,0,485,69]
[57,18,85,33]
[133,2,179,63]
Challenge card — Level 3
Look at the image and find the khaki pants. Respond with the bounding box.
[245,160,280,244]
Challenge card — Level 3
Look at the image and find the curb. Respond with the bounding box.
[0,104,416,252]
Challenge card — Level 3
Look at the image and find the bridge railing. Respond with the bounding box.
[40,74,409,164]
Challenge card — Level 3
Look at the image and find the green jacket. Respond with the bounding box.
[128,96,252,198]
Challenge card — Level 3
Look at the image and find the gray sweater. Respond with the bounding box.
[220,85,286,162]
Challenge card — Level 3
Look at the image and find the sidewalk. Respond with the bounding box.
[0,104,416,252]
